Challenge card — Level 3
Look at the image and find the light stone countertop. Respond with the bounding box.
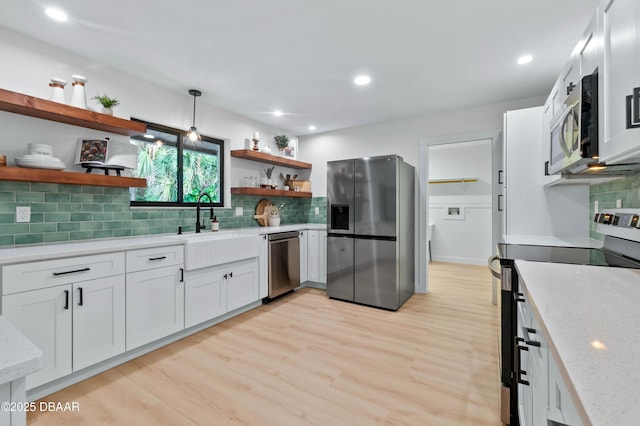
[0,224,326,266]
[0,316,42,385]
[515,260,640,426]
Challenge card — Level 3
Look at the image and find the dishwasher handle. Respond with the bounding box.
[268,231,299,241]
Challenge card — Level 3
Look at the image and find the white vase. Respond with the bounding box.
[101,107,113,115]
[70,74,88,109]
[48,77,67,104]
[269,216,281,227]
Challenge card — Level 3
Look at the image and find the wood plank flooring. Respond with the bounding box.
[27,262,500,425]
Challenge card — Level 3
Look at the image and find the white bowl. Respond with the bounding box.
[27,143,53,157]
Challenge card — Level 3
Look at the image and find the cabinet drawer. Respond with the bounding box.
[126,245,184,273]
[2,252,124,295]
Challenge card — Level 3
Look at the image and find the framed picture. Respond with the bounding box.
[444,206,465,220]
[284,138,297,159]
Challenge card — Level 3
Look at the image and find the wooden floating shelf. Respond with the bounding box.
[0,167,146,188]
[428,177,478,184]
[0,88,147,136]
[231,187,312,198]
[231,150,312,169]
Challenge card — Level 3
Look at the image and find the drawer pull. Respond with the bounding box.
[53,267,91,276]
[523,327,541,347]
[78,287,84,306]
[64,290,70,310]
[149,256,167,261]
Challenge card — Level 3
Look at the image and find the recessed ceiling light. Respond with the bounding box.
[273,110,283,117]
[45,7,68,22]
[354,75,371,86]
[517,55,533,65]
[308,125,316,131]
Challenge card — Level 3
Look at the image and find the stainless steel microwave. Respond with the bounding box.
[548,71,598,175]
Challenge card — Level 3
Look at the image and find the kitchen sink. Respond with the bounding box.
[167,231,259,270]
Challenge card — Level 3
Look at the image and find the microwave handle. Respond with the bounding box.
[626,87,640,129]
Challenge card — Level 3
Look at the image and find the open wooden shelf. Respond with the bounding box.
[231,149,312,169]
[0,167,146,188]
[0,88,147,136]
[231,187,312,198]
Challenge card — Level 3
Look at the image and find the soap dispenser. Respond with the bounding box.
[211,216,219,231]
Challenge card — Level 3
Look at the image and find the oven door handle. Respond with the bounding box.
[487,255,501,279]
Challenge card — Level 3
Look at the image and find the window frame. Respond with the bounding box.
[129,119,225,208]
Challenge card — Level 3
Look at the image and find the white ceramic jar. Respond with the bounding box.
[48,78,67,104]
[70,75,88,109]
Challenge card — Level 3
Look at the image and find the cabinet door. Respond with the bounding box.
[2,286,72,390]
[578,12,600,77]
[72,275,125,371]
[227,259,259,312]
[184,267,226,328]
[548,355,584,426]
[258,234,268,299]
[299,230,308,283]
[601,0,640,163]
[126,265,184,350]
[307,230,327,283]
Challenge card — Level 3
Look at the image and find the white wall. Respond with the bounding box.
[0,27,299,206]
[298,95,545,197]
[428,139,492,264]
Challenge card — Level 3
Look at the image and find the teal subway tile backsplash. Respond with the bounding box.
[590,175,640,239]
[0,181,328,247]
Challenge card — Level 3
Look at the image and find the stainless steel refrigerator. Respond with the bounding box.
[326,155,415,310]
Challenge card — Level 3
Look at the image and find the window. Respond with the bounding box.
[129,120,224,207]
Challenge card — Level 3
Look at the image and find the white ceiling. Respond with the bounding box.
[1,0,600,136]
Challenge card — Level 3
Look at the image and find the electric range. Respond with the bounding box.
[495,209,640,425]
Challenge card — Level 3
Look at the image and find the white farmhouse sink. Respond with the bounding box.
[168,231,259,270]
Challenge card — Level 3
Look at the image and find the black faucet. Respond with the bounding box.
[195,193,214,233]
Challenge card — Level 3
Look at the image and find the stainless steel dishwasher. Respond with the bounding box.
[267,231,300,300]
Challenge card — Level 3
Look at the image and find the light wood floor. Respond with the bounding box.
[28,262,500,425]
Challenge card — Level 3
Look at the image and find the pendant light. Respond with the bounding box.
[186,89,202,142]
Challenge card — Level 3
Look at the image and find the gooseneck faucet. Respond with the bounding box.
[195,193,214,233]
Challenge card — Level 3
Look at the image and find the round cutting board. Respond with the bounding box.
[254,198,273,226]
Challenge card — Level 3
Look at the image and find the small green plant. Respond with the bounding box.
[274,135,289,149]
[92,94,120,108]
[264,166,275,179]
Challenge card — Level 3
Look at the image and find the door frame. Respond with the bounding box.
[418,130,501,294]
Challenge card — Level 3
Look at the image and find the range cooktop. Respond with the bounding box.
[498,208,640,269]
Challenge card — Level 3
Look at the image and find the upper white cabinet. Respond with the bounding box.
[600,0,640,163]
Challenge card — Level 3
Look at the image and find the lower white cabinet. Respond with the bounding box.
[299,230,308,283]
[548,355,582,426]
[226,258,259,312]
[306,230,327,283]
[126,265,184,350]
[1,275,125,390]
[184,267,226,328]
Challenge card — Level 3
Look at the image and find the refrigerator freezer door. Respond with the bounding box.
[354,156,397,237]
[326,236,354,301]
[327,160,354,234]
[354,238,398,309]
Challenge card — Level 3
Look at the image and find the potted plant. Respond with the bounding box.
[274,135,289,153]
[92,94,120,115]
[264,166,275,186]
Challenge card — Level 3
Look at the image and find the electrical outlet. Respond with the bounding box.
[16,206,31,223]
[616,199,622,208]
[314,207,320,215]
[235,206,243,216]
[594,201,599,213]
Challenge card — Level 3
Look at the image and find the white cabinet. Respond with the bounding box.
[306,230,327,283]
[299,230,308,283]
[184,257,259,327]
[600,0,640,163]
[577,12,601,78]
[72,276,125,371]
[548,354,583,426]
[258,234,268,298]
[125,245,184,350]
[126,265,184,350]
[1,253,125,390]
[2,286,72,390]
[226,258,259,311]
[184,267,226,328]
